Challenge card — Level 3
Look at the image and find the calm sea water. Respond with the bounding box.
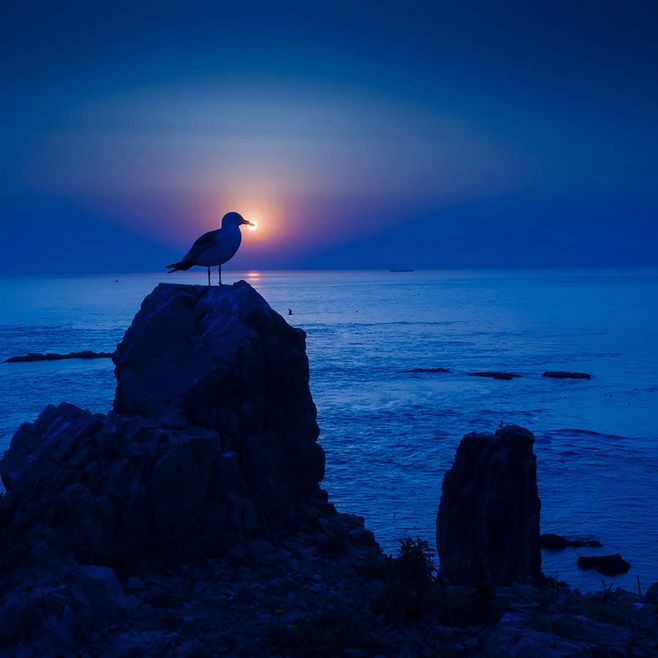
[1,270,657,592]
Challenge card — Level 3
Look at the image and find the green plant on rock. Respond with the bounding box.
[374,537,502,627]
[397,537,436,582]
[375,536,437,625]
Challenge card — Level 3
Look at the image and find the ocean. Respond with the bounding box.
[1,269,657,592]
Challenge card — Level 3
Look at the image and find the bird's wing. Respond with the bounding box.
[184,229,220,262]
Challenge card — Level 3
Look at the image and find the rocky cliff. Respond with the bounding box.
[0,283,327,574]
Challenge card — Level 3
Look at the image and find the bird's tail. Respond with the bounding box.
[166,261,193,272]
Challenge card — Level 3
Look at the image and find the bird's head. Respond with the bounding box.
[221,211,253,229]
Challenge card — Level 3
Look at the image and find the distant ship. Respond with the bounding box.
[389,268,415,272]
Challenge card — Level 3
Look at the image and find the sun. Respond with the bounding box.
[247,221,258,232]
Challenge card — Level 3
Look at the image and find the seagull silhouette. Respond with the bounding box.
[167,212,253,285]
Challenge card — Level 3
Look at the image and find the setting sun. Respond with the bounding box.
[247,221,258,232]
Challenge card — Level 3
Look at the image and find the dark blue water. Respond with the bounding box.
[1,269,657,591]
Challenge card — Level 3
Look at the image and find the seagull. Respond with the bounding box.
[166,211,254,285]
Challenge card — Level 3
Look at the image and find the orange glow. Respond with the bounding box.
[214,196,285,245]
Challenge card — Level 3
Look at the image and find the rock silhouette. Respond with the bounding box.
[5,350,112,363]
[577,553,630,576]
[0,283,326,574]
[540,533,602,550]
[400,367,450,373]
[467,371,520,380]
[542,371,591,379]
[436,425,542,586]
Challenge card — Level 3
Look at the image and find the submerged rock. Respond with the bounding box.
[577,553,630,576]
[400,367,450,373]
[436,425,542,587]
[4,350,112,363]
[467,371,520,380]
[542,371,592,379]
[0,282,326,574]
[540,533,602,550]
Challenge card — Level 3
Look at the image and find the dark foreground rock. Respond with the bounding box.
[543,371,592,379]
[4,523,657,658]
[541,533,603,550]
[467,371,520,380]
[3,513,655,658]
[577,553,631,576]
[4,350,113,363]
[0,282,341,654]
[1,283,325,574]
[437,425,542,587]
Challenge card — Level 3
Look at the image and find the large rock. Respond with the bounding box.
[0,282,325,573]
[112,282,323,504]
[114,283,318,441]
[436,425,542,586]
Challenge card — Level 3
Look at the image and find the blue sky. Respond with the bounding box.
[1,1,657,272]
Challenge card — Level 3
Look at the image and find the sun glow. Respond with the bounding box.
[211,198,283,246]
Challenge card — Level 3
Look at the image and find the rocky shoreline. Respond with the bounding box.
[7,523,655,658]
[0,282,655,657]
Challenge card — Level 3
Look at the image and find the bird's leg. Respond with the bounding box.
[207,267,211,287]
[218,264,222,286]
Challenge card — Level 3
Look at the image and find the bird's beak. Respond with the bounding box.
[243,219,253,226]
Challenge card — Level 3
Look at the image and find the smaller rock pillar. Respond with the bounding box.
[436,425,542,586]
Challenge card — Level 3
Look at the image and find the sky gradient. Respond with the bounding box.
[2,1,657,272]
